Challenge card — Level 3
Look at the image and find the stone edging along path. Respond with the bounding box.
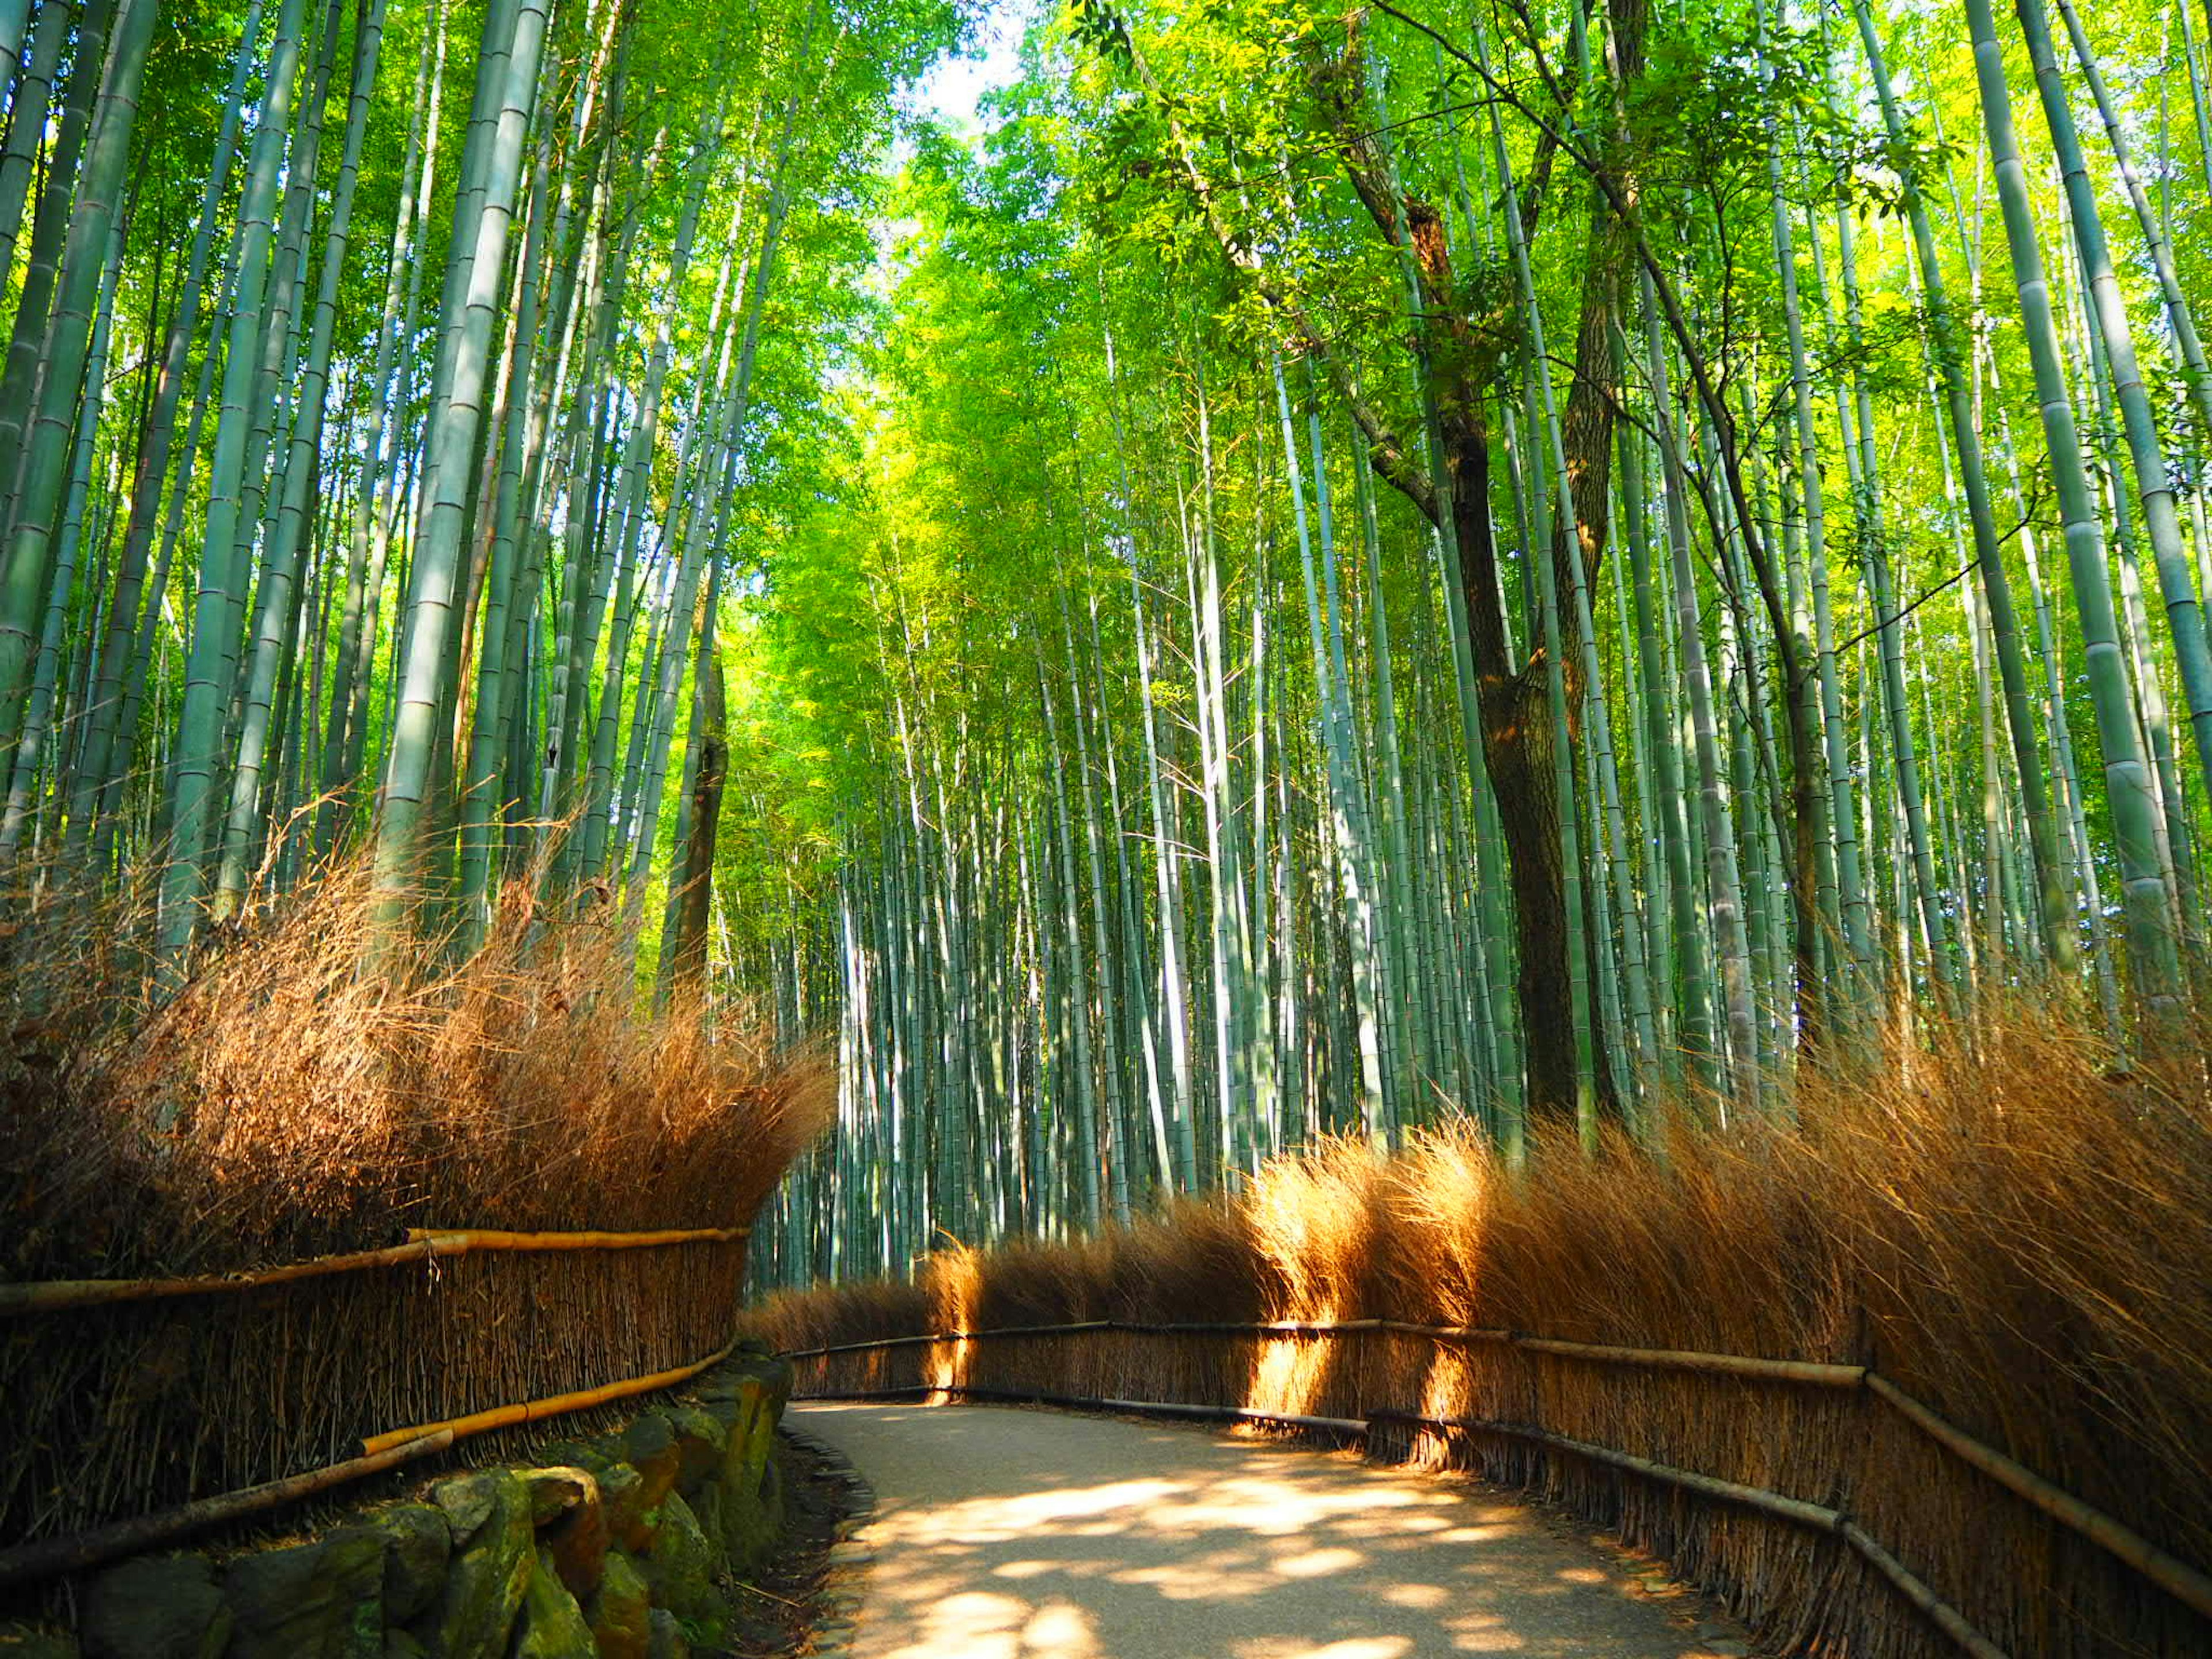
[775,1425,877,1658]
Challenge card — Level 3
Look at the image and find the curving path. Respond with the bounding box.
[790,1402,1759,1658]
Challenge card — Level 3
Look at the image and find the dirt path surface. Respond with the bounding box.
[789,1402,1753,1658]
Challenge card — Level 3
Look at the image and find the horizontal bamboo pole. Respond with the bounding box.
[400,1226,746,1251]
[0,1226,747,1317]
[785,1332,943,1359]
[362,1338,738,1455]
[0,1431,456,1590]
[1511,1335,1866,1387]
[782,1320,1115,1359]
[951,1319,1117,1339]
[1866,1373,2212,1622]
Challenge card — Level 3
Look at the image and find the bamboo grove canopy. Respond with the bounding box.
[0,0,959,997]
[2,0,2212,1268]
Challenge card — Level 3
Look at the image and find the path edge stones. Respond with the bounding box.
[779,1423,876,1655]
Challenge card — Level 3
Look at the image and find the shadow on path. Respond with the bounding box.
[791,1402,1750,1658]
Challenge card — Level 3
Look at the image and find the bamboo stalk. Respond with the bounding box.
[0,1227,747,1316]
[0,1431,456,1589]
[1866,1373,2212,1621]
[361,1338,737,1455]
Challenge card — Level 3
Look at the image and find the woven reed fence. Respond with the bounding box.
[783,1319,2212,1659]
[0,1227,750,1560]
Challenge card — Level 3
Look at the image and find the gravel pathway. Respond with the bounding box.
[790,1401,1756,1658]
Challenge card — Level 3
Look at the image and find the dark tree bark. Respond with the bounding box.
[1311,2,1648,1124]
[671,637,727,994]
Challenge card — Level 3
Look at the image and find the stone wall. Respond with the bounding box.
[0,1346,791,1659]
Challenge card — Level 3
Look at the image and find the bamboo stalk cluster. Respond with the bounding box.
[0,0,953,990]
[733,0,2212,1278]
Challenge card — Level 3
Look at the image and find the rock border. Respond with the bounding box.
[776,1426,875,1657]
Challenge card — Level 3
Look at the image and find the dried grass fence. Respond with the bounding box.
[745,1010,2212,1659]
[0,866,833,1575]
[0,1226,751,1571]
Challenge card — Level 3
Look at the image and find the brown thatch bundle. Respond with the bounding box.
[0,863,831,1550]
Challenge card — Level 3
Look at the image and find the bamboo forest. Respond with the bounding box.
[0,0,2209,1220]
[9,0,2212,1649]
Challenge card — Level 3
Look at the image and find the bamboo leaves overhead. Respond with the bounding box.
[0,0,962,990]
[740,0,2212,1281]
[2,0,2212,1275]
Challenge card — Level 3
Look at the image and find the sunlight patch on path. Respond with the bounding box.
[792,1402,1756,1658]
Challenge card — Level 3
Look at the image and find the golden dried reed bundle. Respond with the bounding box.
[1,862,830,1277]
[752,1003,2212,1659]
[0,861,832,1550]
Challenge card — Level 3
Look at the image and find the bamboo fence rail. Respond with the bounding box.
[779,1316,2212,1643]
[0,1226,749,1316]
[361,1337,740,1454]
[0,1433,459,1589]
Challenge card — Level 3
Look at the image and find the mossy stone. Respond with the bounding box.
[427,1473,501,1544]
[543,1475,609,1601]
[581,1551,650,1659]
[721,1453,783,1573]
[643,1611,687,1659]
[717,1386,771,1504]
[691,1358,788,1416]
[638,1494,719,1627]
[421,1470,533,1659]
[506,1550,594,1659]
[619,1416,680,1517]
[81,1554,231,1659]
[0,1626,78,1658]
[532,1441,609,1476]
[695,1375,760,1442]
[660,1408,725,1497]
[373,1504,450,1626]
[221,1526,385,1659]
[381,1635,424,1659]
[520,1467,594,1529]
[684,1479,724,1558]
[597,1463,654,1554]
